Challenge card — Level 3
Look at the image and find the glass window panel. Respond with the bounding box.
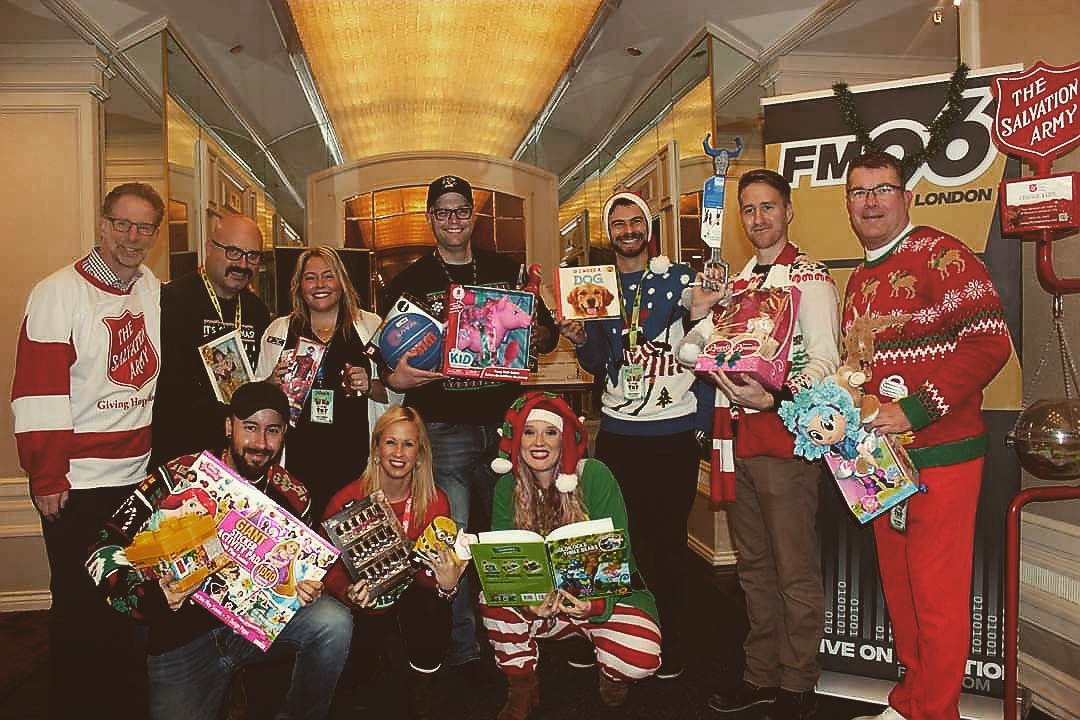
[496,218,526,253]
[473,189,494,216]
[679,191,700,216]
[472,214,495,252]
[374,188,407,218]
[495,192,524,218]
[345,218,373,248]
[345,194,372,219]
[374,214,433,249]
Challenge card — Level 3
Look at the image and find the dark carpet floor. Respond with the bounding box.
[0,558,1056,720]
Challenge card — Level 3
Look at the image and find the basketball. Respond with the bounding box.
[378,312,444,371]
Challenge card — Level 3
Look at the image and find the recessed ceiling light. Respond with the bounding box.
[228,44,244,54]
[626,47,643,57]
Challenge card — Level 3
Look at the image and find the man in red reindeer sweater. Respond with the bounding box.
[843,152,1011,720]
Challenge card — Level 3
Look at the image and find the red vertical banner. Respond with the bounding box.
[760,65,1024,703]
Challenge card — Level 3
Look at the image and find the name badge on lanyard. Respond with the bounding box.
[622,363,645,400]
[310,388,334,424]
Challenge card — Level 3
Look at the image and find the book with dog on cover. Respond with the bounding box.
[555,265,620,321]
[472,518,631,607]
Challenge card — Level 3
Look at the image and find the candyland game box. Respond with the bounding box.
[176,452,340,651]
[693,287,799,390]
[443,284,535,381]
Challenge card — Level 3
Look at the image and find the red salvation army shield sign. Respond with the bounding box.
[103,311,159,390]
[991,60,1080,160]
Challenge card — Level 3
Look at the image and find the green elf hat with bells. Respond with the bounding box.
[491,392,590,493]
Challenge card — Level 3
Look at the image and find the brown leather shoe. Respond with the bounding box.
[497,672,539,720]
[598,672,629,707]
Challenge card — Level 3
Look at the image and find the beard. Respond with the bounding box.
[611,231,648,259]
[229,447,276,481]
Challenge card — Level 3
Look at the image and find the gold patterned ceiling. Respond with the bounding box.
[287,0,604,161]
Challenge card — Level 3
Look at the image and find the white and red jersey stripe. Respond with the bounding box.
[12,258,160,496]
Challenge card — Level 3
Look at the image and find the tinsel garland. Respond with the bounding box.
[832,63,970,177]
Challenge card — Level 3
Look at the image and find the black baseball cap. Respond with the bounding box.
[229,382,289,423]
[427,175,473,209]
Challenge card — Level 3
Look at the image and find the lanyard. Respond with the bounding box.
[394,494,415,537]
[200,267,242,330]
[434,249,477,286]
[619,270,649,350]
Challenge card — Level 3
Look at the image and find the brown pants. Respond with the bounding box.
[731,455,826,693]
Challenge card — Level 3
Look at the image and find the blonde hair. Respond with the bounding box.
[511,458,587,536]
[288,247,364,339]
[361,407,435,522]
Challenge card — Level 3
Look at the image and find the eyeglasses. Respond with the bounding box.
[211,238,263,264]
[846,184,904,202]
[430,206,474,222]
[105,216,159,237]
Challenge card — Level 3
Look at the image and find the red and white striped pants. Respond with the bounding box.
[480,601,662,680]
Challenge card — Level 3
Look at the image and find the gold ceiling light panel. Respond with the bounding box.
[288,0,604,161]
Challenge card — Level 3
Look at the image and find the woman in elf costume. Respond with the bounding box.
[481,392,661,719]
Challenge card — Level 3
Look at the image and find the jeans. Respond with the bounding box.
[147,595,352,720]
[426,421,501,664]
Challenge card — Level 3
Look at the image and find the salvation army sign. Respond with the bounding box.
[991,60,1080,161]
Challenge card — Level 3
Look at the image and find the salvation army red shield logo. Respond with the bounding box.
[991,60,1080,161]
[103,311,158,390]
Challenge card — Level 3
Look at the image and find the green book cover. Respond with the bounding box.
[473,518,631,607]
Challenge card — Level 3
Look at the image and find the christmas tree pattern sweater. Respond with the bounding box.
[843,225,1011,468]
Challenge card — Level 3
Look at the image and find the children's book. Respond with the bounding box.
[198,329,255,403]
[172,451,340,651]
[320,490,413,602]
[823,430,920,524]
[278,338,326,426]
[472,518,632,607]
[443,285,535,382]
[554,265,620,321]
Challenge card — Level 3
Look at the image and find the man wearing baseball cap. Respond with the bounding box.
[86,382,352,720]
[383,174,560,669]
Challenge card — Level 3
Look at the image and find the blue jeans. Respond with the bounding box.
[426,421,500,665]
[147,596,352,720]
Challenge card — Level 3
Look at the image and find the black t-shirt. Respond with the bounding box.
[385,249,558,426]
[150,272,271,468]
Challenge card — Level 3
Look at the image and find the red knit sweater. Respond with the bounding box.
[842,226,1011,468]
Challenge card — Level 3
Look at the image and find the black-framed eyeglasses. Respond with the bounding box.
[846,184,904,202]
[430,206,474,222]
[211,238,263,264]
[105,216,159,237]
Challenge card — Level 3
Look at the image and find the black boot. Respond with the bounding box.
[770,688,818,720]
[408,669,438,720]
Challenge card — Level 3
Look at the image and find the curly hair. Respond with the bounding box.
[510,461,589,537]
[777,377,862,460]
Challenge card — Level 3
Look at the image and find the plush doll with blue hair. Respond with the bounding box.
[777,376,864,460]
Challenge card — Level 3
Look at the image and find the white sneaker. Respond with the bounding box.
[852,707,906,720]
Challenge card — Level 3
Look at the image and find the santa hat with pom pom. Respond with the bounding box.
[491,392,589,492]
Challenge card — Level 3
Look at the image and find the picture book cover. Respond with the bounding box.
[366,294,445,372]
[278,338,326,426]
[555,265,620,321]
[174,451,340,651]
[321,490,413,601]
[691,286,799,390]
[823,430,919,524]
[443,284,535,382]
[472,518,631,607]
[199,329,255,403]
